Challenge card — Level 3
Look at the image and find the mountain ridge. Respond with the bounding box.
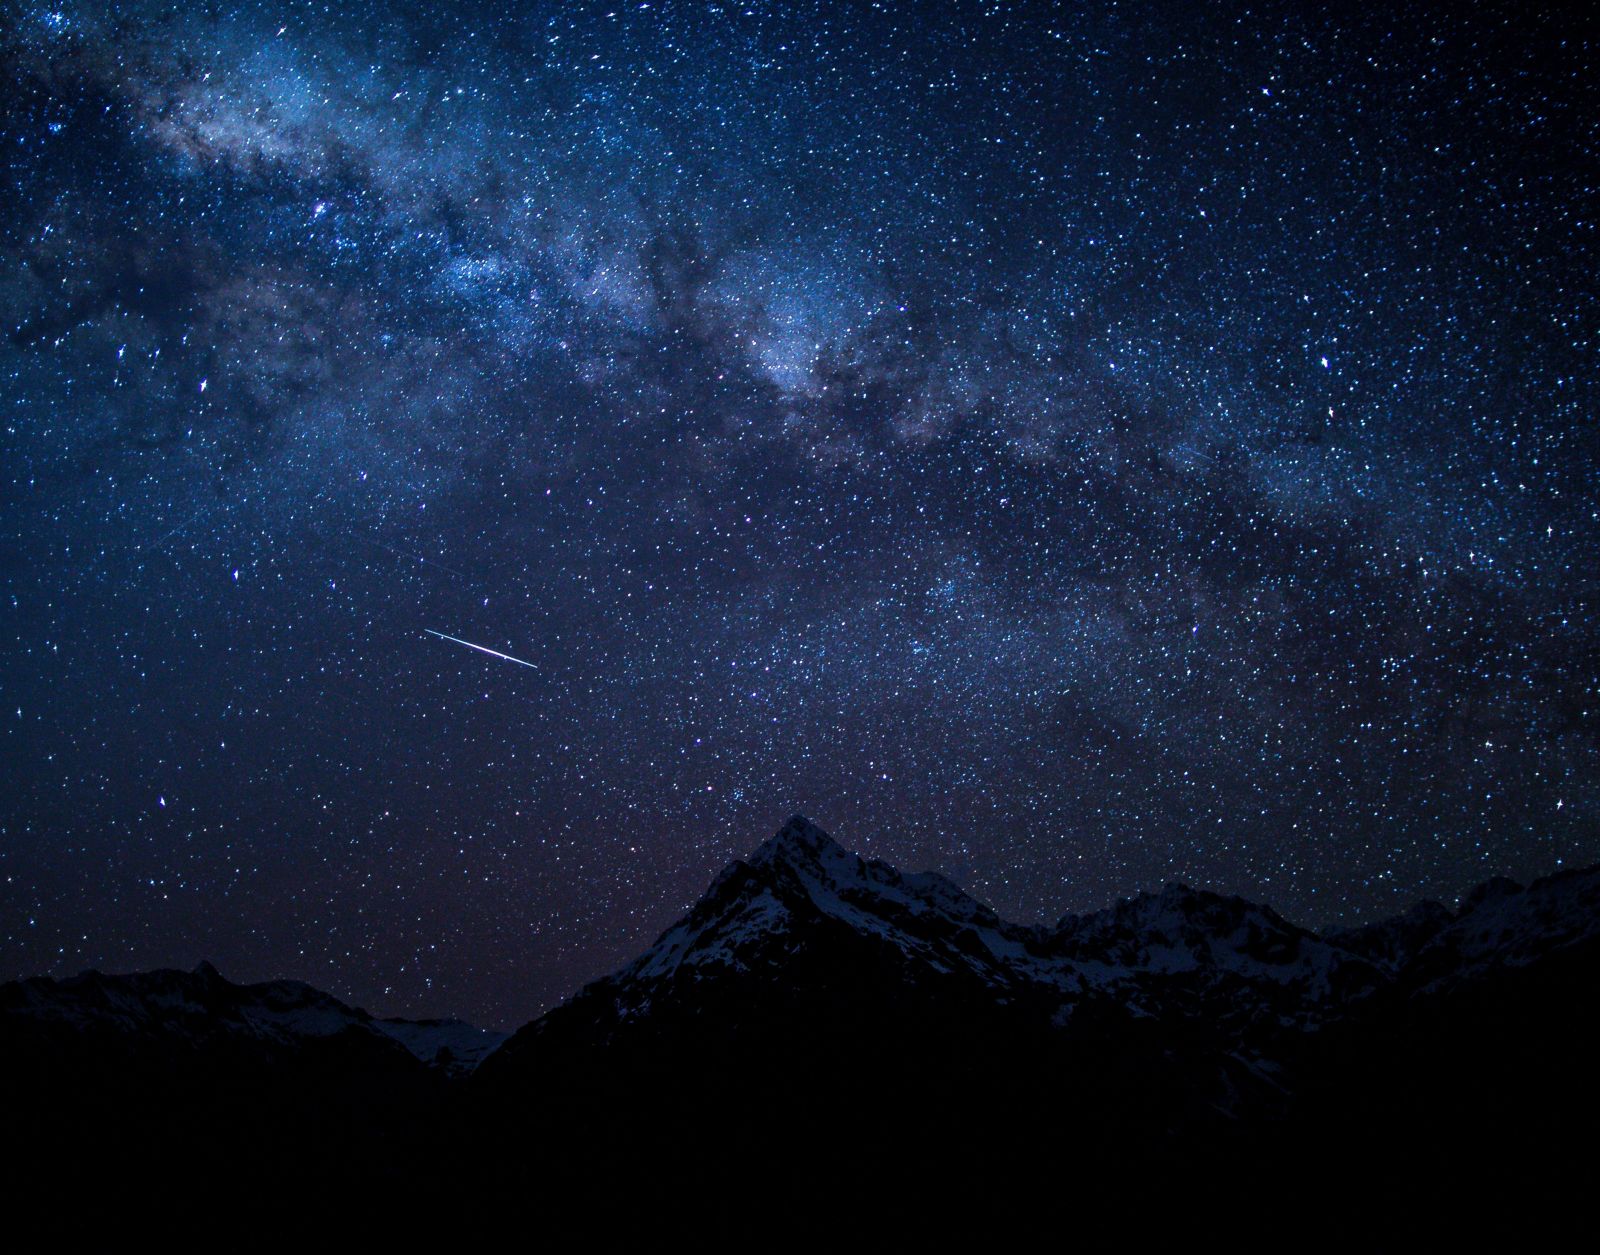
[5,815,1592,1065]
[0,958,507,1075]
[3,814,1597,1227]
[484,814,1596,1068]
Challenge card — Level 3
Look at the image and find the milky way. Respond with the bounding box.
[2,1,1596,1027]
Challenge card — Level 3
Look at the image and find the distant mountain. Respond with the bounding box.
[5,815,1597,1229]
[0,960,505,1075]
[0,960,504,1188]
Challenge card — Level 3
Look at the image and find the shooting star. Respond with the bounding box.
[425,629,537,669]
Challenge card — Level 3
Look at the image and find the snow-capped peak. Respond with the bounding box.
[749,813,1003,928]
[578,817,1038,1002]
[749,813,860,879]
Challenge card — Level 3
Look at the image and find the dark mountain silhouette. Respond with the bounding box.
[4,815,1596,1233]
[0,961,505,1188]
[463,817,1600,1225]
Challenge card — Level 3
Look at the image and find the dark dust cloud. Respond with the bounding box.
[1,1,1595,1028]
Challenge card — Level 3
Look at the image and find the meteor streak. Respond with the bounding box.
[425,628,537,669]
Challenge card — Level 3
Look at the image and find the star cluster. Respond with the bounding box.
[2,0,1596,1027]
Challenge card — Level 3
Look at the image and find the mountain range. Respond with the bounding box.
[5,815,1596,1230]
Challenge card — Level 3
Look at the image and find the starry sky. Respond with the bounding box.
[2,0,1595,1029]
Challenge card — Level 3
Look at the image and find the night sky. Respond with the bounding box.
[2,1,1595,1030]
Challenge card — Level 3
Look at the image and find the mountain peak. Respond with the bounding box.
[777,813,832,846]
[745,816,998,923]
[750,814,848,870]
[1462,875,1523,912]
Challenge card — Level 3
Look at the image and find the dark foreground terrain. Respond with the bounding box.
[4,817,1595,1235]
